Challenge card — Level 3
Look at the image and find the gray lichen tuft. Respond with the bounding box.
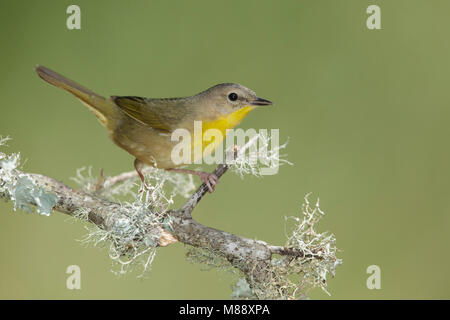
[263,194,342,299]
[75,207,161,277]
[230,131,292,178]
[186,194,341,300]
[68,158,196,276]
[74,181,176,277]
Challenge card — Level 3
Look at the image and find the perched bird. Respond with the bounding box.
[35,66,272,192]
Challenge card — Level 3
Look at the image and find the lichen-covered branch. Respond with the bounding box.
[0,134,341,299]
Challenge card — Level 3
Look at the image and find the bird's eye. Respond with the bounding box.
[228,92,238,102]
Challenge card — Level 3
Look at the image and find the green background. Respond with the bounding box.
[1,0,449,299]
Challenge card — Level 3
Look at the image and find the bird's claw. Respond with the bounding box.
[138,182,151,194]
[199,172,218,193]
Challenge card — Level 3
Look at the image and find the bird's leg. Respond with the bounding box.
[134,158,149,192]
[134,159,145,183]
[167,168,218,193]
[93,168,105,193]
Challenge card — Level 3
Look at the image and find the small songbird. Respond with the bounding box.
[35,66,272,192]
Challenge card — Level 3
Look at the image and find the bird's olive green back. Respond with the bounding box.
[112,96,193,132]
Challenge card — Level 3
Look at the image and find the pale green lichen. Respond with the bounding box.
[70,165,195,202]
[0,137,56,216]
[1,135,341,299]
[73,168,190,277]
[254,194,341,299]
[186,194,341,300]
[69,161,197,277]
[13,176,57,216]
[278,194,342,296]
[231,278,256,299]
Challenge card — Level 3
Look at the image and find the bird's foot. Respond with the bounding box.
[93,168,105,193]
[167,168,219,192]
[138,182,151,194]
[198,172,218,193]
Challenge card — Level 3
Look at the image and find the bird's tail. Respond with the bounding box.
[35,65,111,127]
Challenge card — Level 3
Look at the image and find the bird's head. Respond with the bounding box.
[199,83,272,116]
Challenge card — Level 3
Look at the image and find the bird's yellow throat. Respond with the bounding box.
[191,106,255,160]
[202,106,255,136]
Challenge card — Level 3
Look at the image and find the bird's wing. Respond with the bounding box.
[112,96,187,133]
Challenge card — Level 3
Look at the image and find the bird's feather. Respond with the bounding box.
[112,96,188,133]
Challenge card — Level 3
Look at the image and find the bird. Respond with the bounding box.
[35,65,272,192]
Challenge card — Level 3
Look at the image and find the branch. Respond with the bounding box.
[0,136,340,299]
[2,165,308,288]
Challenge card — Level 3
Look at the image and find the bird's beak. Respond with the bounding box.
[250,97,273,106]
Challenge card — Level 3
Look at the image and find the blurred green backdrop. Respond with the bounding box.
[1,0,449,299]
